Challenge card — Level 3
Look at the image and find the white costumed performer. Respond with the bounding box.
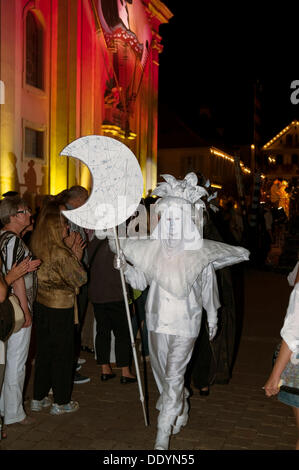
[112,173,250,450]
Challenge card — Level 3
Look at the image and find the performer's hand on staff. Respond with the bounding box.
[113,251,127,271]
[106,228,115,239]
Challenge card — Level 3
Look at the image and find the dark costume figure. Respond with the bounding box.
[185,200,241,392]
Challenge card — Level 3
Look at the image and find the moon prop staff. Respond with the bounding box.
[60,135,148,426]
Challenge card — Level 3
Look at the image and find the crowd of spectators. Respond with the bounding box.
[0,187,269,433]
[0,186,139,437]
[0,184,296,448]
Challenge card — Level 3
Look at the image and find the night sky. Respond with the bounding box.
[158,2,298,148]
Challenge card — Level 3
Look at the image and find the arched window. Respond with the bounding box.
[26,11,44,89]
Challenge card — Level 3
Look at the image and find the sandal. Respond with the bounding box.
[1,425,7,439]
[18,415,36,425]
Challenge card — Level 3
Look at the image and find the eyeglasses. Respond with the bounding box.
[16,208,32,215]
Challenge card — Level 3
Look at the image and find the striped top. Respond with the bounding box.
[0,230,37,311]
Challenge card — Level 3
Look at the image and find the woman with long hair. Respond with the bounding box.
[30,205,87,415]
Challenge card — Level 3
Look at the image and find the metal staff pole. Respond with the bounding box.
[113,226,148,427]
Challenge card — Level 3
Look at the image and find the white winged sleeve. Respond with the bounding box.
[201,263,221,326]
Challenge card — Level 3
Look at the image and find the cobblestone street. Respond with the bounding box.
[0,267,297,457]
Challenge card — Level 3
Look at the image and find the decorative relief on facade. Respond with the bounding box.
[96,0,152,140]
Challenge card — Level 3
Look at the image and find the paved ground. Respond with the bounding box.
[0,266,298,453]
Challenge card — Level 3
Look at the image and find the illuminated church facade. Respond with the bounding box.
[0,0,172,206]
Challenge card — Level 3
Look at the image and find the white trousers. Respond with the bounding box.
[148,331,196,427]
[0,326,32,424]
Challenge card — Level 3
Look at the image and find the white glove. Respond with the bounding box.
[113,251,127,271]
[208,323,217,341]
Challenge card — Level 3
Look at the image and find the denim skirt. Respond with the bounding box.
[278,390,299,408]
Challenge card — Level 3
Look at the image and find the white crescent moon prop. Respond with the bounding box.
[59,135,144,230]
[60,136,148,426]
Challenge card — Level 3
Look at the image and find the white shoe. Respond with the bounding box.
[30,397,52,412]
[172,397,189,434]
[172,412,188,435]
[154,428,170,450]
[50,401,79,416]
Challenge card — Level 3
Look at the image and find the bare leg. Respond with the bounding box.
[101,364,113,374]
[293,407,299,450]
[121,366,136,378]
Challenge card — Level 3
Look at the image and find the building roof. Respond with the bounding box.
[263,120,299,150]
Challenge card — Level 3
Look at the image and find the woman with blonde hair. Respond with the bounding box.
[30,206,87,415]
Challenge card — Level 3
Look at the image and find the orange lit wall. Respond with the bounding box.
[0,0,172,201]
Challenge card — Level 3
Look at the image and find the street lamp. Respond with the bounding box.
[250,144,255,170]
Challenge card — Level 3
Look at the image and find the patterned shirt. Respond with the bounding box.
[0,231,37,311]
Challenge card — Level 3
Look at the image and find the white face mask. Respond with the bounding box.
[161,206,183,247]
[150,198,203,253]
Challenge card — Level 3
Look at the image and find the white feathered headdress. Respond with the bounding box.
[152,172,209,205]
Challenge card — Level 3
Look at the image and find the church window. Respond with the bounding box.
[26,11,44,89]
[25,127,44,160]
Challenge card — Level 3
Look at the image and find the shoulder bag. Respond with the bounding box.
[0,232,25,341]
